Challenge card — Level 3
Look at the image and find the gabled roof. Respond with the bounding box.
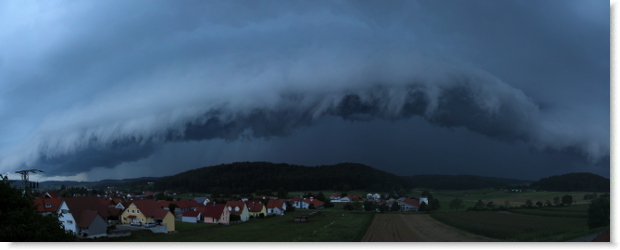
[245,201,264,212]
[99,198,115,207]
[194,197,208,204]
[182,211,202,217]
[62,197,110,229]
[398,198,419,207]
[63,196,110,218]
[302,198,324,206]
[157,200,174,208]
[266,200,285,210]
[33,198,63,213]
[180,199,202,208]
[77,210,101,228]
[45,191,60,198]
[107,207,123,216]
[132,199,171,219]
[198,204,226,218]
[225,201,246,214]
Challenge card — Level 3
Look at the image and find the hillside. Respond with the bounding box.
[153,161,409,194]
[402,175,533,190]
[529,172,610,192]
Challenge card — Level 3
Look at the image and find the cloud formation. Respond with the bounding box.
[0,0,609,178]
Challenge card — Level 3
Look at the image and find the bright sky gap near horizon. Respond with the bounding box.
[0,1,610,182]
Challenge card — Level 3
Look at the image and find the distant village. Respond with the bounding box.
[32,183,430,239]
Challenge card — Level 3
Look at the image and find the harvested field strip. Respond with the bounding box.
[507,208,587,218]
[430,211,588,241]
[362,214,496,242]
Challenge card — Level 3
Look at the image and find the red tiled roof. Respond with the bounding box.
[225,201,246,215]
[302,199,324,207]
[62,197,109,229]
[158,200,174,208]
[399,198,419,207]
[132,199,171,219]
[99,198,115,207]
[45,191,59,198]
[179,199,202,208]
[64,196,110,218]
[182,211,202,217]
[33,198,63,213]
[77,210,101,228]
[198,204,226,218]
[245,201,264,212]
[107,207,123,216]
[266,200,285,210]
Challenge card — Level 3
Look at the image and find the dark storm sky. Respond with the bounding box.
[0,0,610,181]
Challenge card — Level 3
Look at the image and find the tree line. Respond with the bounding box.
[153,161,410,194]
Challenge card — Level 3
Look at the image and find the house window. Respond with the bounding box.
[122,217,126,221]
[141,218,144,222]
[137,209,140,214]
[45,204,52,208]
[67,220,73,224]
[61,209,69,214]
[131,209,135,214]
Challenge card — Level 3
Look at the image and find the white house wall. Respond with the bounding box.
[57,202,77,234]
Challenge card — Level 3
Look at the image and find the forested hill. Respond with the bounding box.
[401,175,532,190]
[529,172,610,192]
[153,162,409,194]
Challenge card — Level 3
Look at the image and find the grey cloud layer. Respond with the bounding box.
[0,0,609,176]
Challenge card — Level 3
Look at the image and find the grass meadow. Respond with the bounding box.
[98,210,374,242]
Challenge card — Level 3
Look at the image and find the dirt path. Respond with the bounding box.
[361,214,499,242]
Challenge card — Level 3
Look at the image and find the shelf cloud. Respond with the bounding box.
[0,0,609,179]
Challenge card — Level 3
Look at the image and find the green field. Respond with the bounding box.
[100,210,374,242]
[409,189,600,212]
[175,221,219,231]
[429,204,605,241]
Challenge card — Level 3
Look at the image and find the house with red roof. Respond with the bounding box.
[120,199,175,232]
[34,197,63,215]
[225,201,249,222]
[396,198,420,211]
[266,200,287,215]
[349,193,364,201]
[181,211,203,223]
[245,200,266,218]
[197,203,229,224]
[291,197,324,209]
[57,196,110,238]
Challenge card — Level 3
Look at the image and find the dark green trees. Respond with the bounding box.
[0,175,75,241]
[562,195,573,206]
[587,197,610,229]
[390,202,401,211]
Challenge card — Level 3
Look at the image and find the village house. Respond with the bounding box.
[33,197,63,215]
[397,198,420,212]
[245,200,267,218]
[197,203,230,224]
[225,201,250,222]
[181,211,203,223]
[57,196,110,238]
[120,199,175,232]
[291,197,325,209]
[266,200,286,215]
